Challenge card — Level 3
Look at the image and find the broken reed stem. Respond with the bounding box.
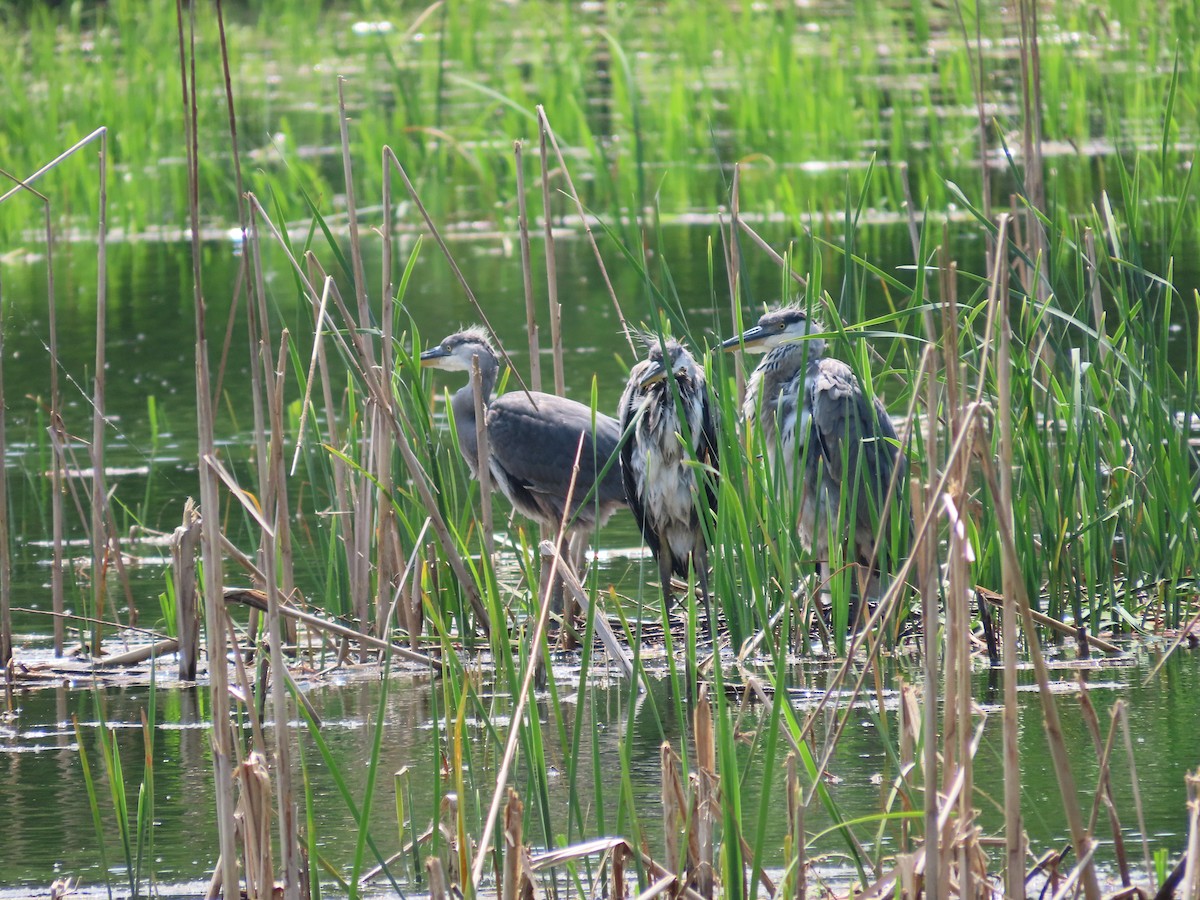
[515,140,542,393]
[175,1,239,894]
[537,112,565,397]
[172,500,202,680]
[225,588,440,672]
[996,215,1026,900]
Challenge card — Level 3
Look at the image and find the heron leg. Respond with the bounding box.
[695,542,715,642]
[657,549,676,616]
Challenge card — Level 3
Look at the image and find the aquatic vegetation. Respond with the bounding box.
[2,0,1199,898]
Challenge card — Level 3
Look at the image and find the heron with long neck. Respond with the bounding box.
[722,307,905,604]
[420,327,627,605]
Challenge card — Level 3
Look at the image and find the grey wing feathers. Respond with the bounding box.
[808,359,903,526]
[488,393,626,512]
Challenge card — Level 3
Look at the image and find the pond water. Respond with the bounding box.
[2,642,1197,893]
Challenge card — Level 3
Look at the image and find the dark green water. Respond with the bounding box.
[1,231,1199,894]
[2,646,1197,893]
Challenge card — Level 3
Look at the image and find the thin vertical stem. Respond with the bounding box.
[0,267,10,666]
[515,141,541,394]
[89,131,110,655]
[176,1,238,894]
[997,215,1026,900]
[538,113,565,397]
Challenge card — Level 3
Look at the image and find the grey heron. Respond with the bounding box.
[419,327,627,605]
[618,336,719,629]
[721,307,906,606]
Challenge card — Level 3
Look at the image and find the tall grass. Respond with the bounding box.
[2,1,1198,242]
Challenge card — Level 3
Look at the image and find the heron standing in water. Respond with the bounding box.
[721,307,906,605]
[420,327,627,606]
[618,336,719,631]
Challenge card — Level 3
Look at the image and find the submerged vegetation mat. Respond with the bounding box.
[2,0,1200,898]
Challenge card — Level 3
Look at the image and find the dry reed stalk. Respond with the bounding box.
[46,213,65,656]
[501,788,534,900]
[1078,680,1131,887]
[733,218,807,290]
[995,216,1027,900]
[88,129,111,656]
[941,248,980,900]
[337,78,374,371]
[535,106,632,355]
[262,332,301,898]
[175,3,239,894]
[172,500,202,680]
[1017,0,1047,255]
[975,589,1120,654]
[289,276,333,476]
[693,684,717,899]
[662,742,687,876]
[471,358,495,560]
[469,440,586,889]
[1115,702,1154,884]
[919,354,942,900]
[407,551,425,651]
[899,682,921,853]
[235,752,275,900]
[0,267,10,666]
[786,752,806,900]
[537,113,565,397]
[427,857,450,900]
[515,141,542,393]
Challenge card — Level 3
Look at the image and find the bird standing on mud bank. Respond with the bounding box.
[618,336,719,631]
[419,327,627,602]
[721,307,906,603]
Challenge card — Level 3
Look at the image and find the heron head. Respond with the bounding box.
[419,326,496,372]
[636,337,702,389]
[720,307,819,355]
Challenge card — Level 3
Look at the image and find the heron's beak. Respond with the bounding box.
[637,360,668,388]
[720,325,766,352]
[419,346,449,367]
